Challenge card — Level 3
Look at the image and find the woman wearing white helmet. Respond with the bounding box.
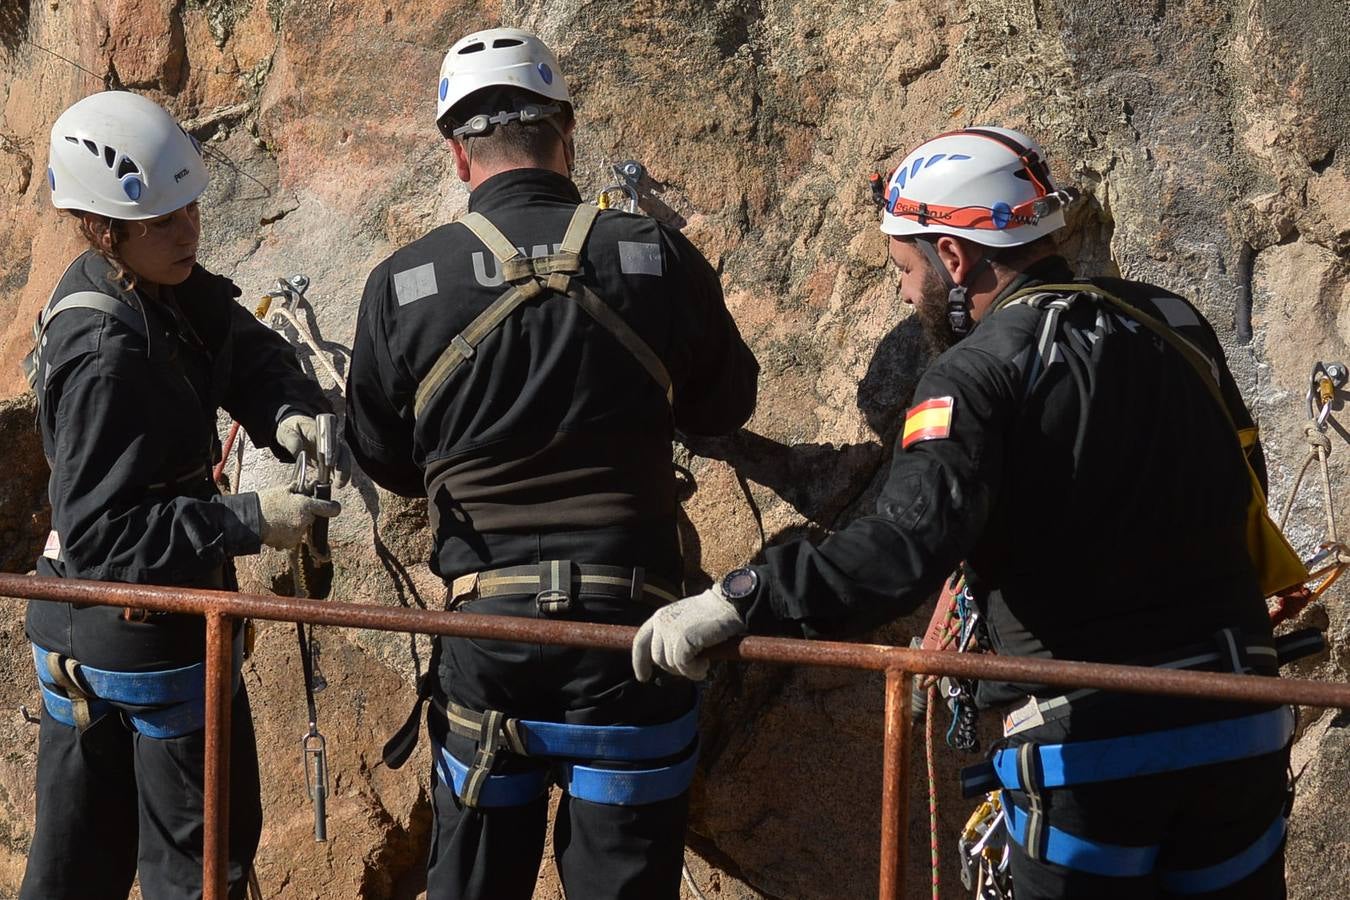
[22,91,337,900]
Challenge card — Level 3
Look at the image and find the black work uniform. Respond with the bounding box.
[346,168,758,900]
[22,251,329,900]
[732,258,1288,899]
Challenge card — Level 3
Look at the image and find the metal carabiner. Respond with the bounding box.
[302,728,330,842]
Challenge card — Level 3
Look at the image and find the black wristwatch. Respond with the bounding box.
[719,566,760,600]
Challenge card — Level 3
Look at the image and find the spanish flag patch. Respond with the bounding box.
[901,396,955,449]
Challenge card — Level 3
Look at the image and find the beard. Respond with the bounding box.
[914,269,961,353]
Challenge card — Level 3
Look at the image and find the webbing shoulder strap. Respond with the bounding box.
[1000,283,1228,418]
[413,204,672,419]
[23,290,146,391]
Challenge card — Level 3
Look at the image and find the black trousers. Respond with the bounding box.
[20,686,263,900]
[1001,698,1291,900]
[425,590,695,900]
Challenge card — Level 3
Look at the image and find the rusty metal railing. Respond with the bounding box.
[5,572,1350,899]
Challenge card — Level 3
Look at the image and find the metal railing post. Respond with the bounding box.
[879,667,912,900]
[203,613,234,900]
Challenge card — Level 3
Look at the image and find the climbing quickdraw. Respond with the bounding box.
[290,416,338,842]
[1271,360,1350,626]
[958,793,1013,900]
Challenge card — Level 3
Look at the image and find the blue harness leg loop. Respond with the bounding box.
[1159,811,1288,894]
[990,706,1295,791]
[434,742,551,807]
[432,739,699,808]
[561,741,699,806]
[31,639,245,739]
[433,700,701,808]
[1004,794,1289,889]
[1003,793,1161,877]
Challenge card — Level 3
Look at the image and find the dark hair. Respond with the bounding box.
[444,86,571,168]
[72,212,136,293]
[988,234,1058,271]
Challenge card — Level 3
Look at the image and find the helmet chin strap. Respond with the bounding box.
[915,239,992,336]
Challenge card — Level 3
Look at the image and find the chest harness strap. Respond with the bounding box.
[432,697,700,808]
[412,203,673,420]
[31,638,245,739]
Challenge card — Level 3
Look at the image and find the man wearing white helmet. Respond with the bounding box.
[22,91,338,898]
[345,27,757,900]
[635,127,1294,898]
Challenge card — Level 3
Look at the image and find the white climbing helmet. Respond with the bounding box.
[47,91,207,220]
[435,27,571,137]
[879,127,1075,248]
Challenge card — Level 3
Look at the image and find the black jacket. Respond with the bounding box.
[346,169,758,581]
[736,258,1271,706]
[26,251,329,669]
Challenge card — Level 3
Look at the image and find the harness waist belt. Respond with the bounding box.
[455,561,680,608]
[433,738,699,808]
[988,705,1294,793]
[999,628,1322,739]
[1003,795,1288,890]
[438,698,699,761]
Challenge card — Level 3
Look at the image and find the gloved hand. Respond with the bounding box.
[276,413,318,459]
[632,586,747,682]
[275,413,350,487]
[257,483,341,550]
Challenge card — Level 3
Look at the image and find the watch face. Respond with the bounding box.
[722,567,758,599]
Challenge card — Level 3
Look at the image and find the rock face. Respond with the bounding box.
[0,1,1347,898]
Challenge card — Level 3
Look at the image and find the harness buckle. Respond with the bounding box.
[536,589,572,615]
[536,559,573,616]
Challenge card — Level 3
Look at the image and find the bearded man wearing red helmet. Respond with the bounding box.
[635,127,1297,899]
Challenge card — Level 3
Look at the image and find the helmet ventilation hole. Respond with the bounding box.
[492,38,523,48]
[459,41,485,54]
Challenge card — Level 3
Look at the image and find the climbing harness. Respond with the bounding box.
[955,706,1296,887]
[432,696,700,808]
[30,638,244,737]
[413,201,673,419]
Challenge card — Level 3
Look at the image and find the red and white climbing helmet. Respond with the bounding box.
[879,127,1075,247]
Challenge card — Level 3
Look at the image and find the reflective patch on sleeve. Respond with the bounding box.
[43,530,61,561]
[394,262,439,306]
[901,396,955,449]
[618,241,663,276]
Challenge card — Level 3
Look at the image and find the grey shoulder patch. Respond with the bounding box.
[1152,295,1201,331]
[394,262,439,306]
[618,241,663,276]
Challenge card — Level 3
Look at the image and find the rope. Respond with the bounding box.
[926,682,941,900]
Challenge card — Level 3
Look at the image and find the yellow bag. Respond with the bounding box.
[1001,284,1309,598]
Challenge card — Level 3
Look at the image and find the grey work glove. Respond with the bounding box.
[632,586,747,682]
[275,413,350,487]
[256,484,341,550]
